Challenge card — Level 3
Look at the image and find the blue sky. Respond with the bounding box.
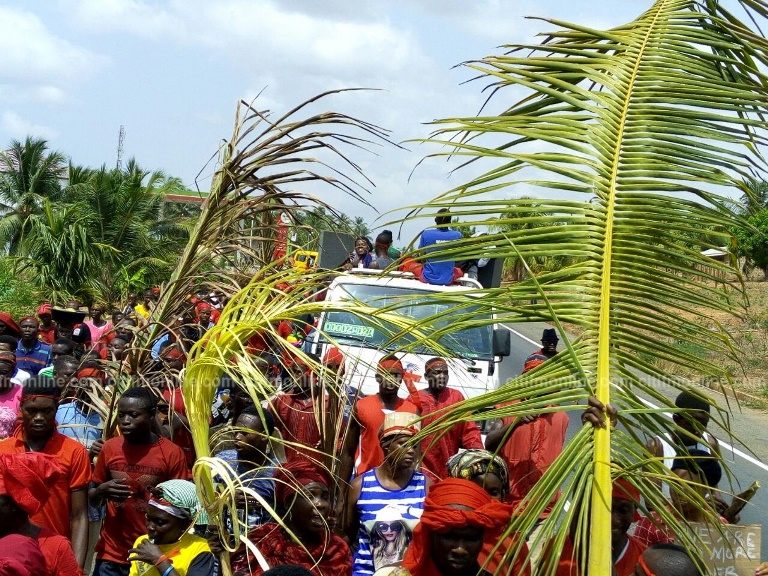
[0,1,680,242]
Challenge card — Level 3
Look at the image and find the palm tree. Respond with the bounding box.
[73,159,191,304]
[11,159,193,304]
[351,216,370,238]
[406,1,766,573]
[739,177,768,216]
[0,137,67,254]
[13,200,105,301]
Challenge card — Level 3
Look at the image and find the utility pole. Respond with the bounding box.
[116,125,125,170]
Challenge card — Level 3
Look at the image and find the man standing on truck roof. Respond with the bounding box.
[522,328,560,374]
[339,356,420,488]
[400,208,463,286]
[418,357,483,481]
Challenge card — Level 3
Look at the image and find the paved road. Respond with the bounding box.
[498,321,768,557]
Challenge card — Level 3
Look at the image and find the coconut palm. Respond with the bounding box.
[0,137,67,255]
[401,1,767,573]
[71,159,191,303]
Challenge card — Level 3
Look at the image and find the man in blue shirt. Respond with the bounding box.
[417,208,463,285]
[16,316,52,376]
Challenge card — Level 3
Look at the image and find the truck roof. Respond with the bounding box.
[327,268,483,292]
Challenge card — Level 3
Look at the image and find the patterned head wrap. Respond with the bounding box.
[447,449,510,488]
[0,452,63,515]
[149,479,209,525]
[378,411,420,442]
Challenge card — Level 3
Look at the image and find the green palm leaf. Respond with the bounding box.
[404,1,768,573]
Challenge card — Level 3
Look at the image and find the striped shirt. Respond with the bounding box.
[352,469,427,576]
[16,340,52,376]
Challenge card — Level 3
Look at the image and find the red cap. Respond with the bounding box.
[37,304,52,316]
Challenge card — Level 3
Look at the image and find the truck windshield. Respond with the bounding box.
[321,283,494,360]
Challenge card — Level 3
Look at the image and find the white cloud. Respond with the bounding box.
[0,5,105,103]
[63,0,179,37]
[1,112,58,140]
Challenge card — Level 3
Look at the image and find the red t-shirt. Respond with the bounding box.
[0,430,90,537]
[418,387,483,481]
[354,395,419,477]
[498,402,569,517]
[92,435,189,563]
[162,387,196,468]
[38,527,82,576]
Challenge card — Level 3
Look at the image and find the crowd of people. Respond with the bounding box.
[0,287,761,576]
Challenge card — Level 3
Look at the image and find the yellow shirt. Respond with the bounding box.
[128,532,212,576]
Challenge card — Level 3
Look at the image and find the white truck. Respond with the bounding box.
[308,268,511,399]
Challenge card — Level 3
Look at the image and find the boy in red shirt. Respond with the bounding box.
[89,387,188,576]
[339,356,420,486]
[0,377,90,569]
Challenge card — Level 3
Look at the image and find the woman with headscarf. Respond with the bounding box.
[229,460,352,576]
[0,451,82,576]
[446,450,530,576]
[127,479,217,576]
[401,478,511,576]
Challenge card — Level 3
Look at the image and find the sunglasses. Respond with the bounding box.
[377,522,403,532]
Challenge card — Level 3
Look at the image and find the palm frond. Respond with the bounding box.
[144,90,391,363]
[402,1,768,573]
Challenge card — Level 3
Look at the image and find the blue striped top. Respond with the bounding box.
[352,468,427,576]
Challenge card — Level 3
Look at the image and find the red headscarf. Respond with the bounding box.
[0,313,20,338]
[0,453,62,515]
[613,477,642,522]
[273,461,332,508]
[76,366,106,383]
[0,535,46,576]
[195,301,212,313]
[37,304,52,316]
[402,478,512,576]
[0,352,16,367]
[378,357,403,373]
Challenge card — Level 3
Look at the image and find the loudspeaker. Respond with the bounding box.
[318,231,357,270]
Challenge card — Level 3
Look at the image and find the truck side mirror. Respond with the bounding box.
[492,328,511,357]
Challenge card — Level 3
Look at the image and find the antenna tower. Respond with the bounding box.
[116,125,125,170]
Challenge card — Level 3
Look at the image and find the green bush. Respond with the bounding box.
[0,258,41,316]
